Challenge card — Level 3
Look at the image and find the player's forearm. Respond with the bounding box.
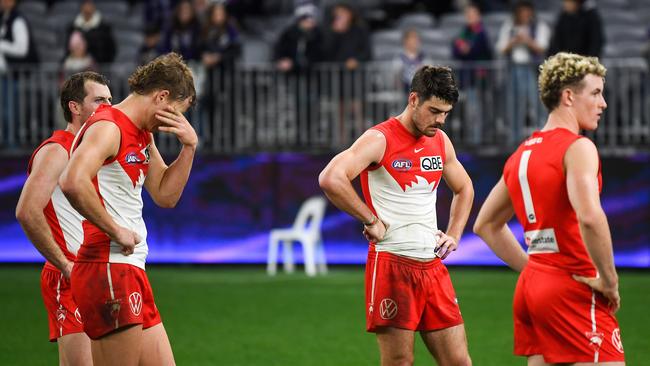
[153,145,196,208]
[61,179,120,238]
[16,211,71,271]
[319,173,374,223]
[478,225,528,272]
[445,183,474,241]
[579,213,618,286]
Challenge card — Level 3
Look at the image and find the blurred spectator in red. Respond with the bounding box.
[452,3,492,63]
[547,0,604,57]
[393,29,430,95]
[62,31,96,79]
[497,0,550,139]
[138,24,162,66]
[274,3,323,73]
[322,3,370,70]
[66,0,116,64]
[160,0,201,61]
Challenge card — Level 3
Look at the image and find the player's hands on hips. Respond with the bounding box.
[110,226,141,256]
[156,106,198,148]
[363,219,386,243]
[61,260,74,279]
[435,230,458,260]
[573,275,621,314]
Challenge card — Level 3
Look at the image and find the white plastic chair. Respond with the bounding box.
[267,196,327,277]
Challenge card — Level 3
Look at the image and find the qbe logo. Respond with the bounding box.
[420,156,443,172]
[391,159,412,171]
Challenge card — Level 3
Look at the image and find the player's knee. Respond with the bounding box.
[383,352,414,366]
[440,353,471,366]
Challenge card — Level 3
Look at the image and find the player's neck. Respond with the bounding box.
[64,122,81,135]
[395,108,422,138]
[113,94,148,130]
[543,108,579,134]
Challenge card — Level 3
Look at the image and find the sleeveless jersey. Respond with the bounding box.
[361,117,446,259]
[72,104,152,270]
[503,128,602,276]
[27,130,84,272]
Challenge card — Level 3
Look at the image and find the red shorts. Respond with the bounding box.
[365,250,463,332]
[70,262,161,340]
[41,267,85,341]
[514,260,625,363]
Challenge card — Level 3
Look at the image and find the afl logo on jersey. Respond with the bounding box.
[125,152,143,164]
[420,156,443,172]
[392,159,412,171]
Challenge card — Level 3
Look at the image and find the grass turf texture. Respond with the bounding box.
[0,266,647,365]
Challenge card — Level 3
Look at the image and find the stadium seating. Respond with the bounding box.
[267,196,328,277]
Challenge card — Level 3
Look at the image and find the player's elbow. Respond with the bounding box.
[59,174,79,198]
[15,203,32,225]
[153,194,179,209]
[577,209,607,231]
[318,169,336,194]
[472,218,487,237]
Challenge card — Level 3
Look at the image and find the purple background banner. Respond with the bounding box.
[1,153,648,267]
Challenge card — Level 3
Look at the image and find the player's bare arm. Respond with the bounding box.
[438,131,474,259]
[59,122,139,255]
[144,106,198,208]
[319,130,387,242]
[16,144,74,277]
[565,138,620,313]
[473,177,528,272]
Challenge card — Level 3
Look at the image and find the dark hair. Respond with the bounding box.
[60,71,109,122]
[128,52,196,106]
[409,65,459,105]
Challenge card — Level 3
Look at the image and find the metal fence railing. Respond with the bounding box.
[1,59,648,155]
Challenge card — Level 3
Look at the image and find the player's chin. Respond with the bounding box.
[424,128,438,137]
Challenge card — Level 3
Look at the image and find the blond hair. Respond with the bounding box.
[538,52,606,111]
[128,52,196,106]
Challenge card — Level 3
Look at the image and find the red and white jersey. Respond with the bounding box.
[27,130,84,272]
[72,104,151,270]
[503,128,601,276]
[361,117,446,259]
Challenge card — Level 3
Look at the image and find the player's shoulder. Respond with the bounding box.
[565,136,598,160]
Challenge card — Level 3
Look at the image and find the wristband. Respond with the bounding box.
[363,214,378,227]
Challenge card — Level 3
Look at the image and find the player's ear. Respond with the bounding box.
[561,88,573,107]
[408,92,419,108]
[155,90,170,104]
[68,100,81,116]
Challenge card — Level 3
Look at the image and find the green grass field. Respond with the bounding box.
[0,266,647,365]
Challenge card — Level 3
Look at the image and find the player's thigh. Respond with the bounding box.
[139,323,175,366]
[572,362,625,366]
[58,332,92,366]
[420,324,471,366]
[527,355,549,366]
[91,324,143,366]
[376,327,416,366]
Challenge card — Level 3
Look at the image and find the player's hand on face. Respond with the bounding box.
[572,275,621,314]
[110,226,141,256]
[435,230,458,260]
[362,219,386,243]
[156,106,198,148]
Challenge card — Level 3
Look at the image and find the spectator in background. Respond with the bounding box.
[193,0,210,26]
[160,0,201,62]
[322,3,371,144]
[322,3,370,70]
[451,3,492,144]
[274,3,323,73]
[1,0,39,146]
[62,31,96,80]
[198,1,240,137]
[496,0,550,142]
[451,3,492,65]
[66,0,116,64]
[547,0,604,57]
[145,0,174,30]
[393,29,431,95]
[139,24,162,66]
